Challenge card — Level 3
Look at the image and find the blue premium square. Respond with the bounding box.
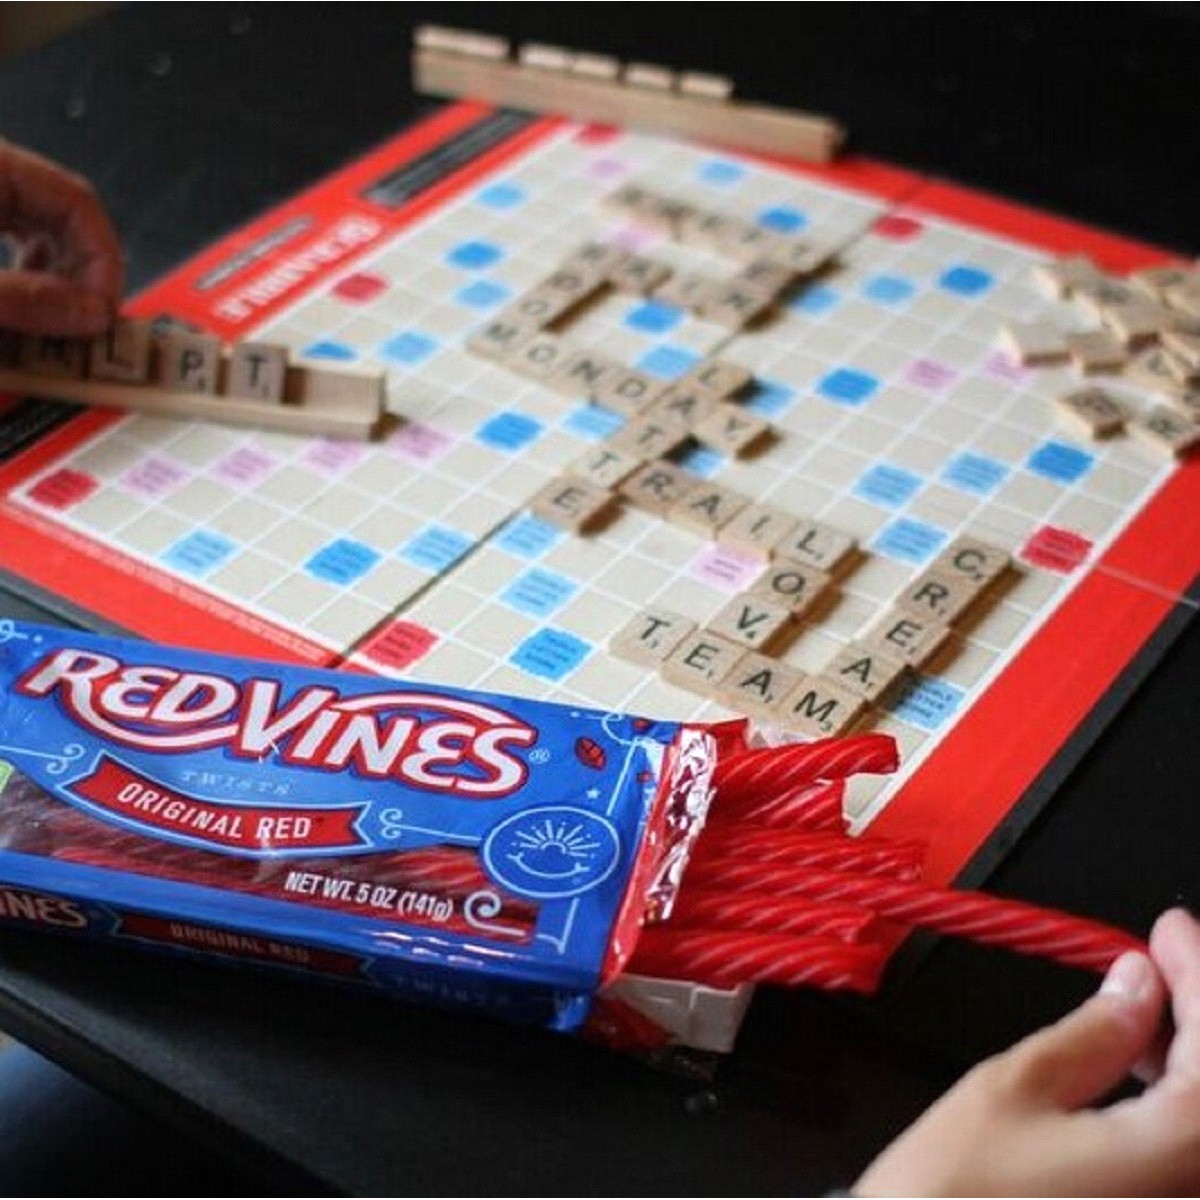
[758,205,808,234]
[854,463,923,508]
[698,159,746,187]
[162,530,236,577]
[305,538,381,586]
[495,515,561,559]
[791,284,840,316]
[302,340,357,362]
[447,240,504,270]
[636,344,701,379]
[625,300,683,335]
[379,331,438,366]
[863,275,916,305]
[476,182,526,210]
[501,568,578,619]
[817,367,880,406]
[477,411,543,452]
[887,675,965,731]
[939,265,994,296]
[401,525,474,573]
[562,404,626,441]
[455,279,510,309]
[676,445,724,478]
[1026,441,1094,485]
[511,628,592,681]
[942,451,1009,496]
[745,380,795,418]
[872,518,949,564]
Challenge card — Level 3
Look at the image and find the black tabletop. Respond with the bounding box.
[1,5,1199,1194]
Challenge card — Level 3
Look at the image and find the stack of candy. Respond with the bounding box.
[622,734,1142,1007]
[0,622,1141,1063]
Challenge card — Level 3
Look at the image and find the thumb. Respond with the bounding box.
[998,950,1165,1111]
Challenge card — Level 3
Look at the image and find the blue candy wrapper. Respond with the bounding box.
[0,621,722,1041]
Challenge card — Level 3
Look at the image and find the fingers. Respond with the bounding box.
[0,142,123,303]
[989,950,1165,1111]
[0,270,113,337]
[1151,907,1200,1084]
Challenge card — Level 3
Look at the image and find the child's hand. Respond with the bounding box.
[0,141,122,337]
[856,908,1200,1196]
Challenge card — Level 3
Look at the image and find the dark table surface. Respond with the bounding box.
[1,4,1199,1194]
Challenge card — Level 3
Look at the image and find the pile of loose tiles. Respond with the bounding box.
[1003,256,1200,458]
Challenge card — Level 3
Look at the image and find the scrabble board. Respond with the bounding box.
[2,100,1198,890]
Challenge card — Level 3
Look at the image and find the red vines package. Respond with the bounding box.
[0,622,718,1036]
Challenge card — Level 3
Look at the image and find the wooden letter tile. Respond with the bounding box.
[682,357,754,400]
[569,53,620,80]
[608,415,690,461]
[824,642,909,702]
[593,367,661,415]
[1125,346,1194,397]
[933,537,1010,588]
[677,209,742,252]
[775,518,856,573]
[707,593,793,652]
[466,315,535,362]
[652,271,721,313]
[1161,329,1200,372]
[775,674,867,739]
[661,631,744,694]
[698,283,776,330]
[1065,330,1128,375]
[1054,387,1126,439]
[767,237,836,276]
[228,342,288,402]
[751,560,831,618]
[623,62,676,91]
[896,568,981,625]
[568,445,642,489]
[611,608,696,667]
[735,257,799,300]
[863,609,950,668]
[518,42,572,71]
[692,403,771,456]
[1130,406,1200,459]
[715,652,802,720]
[530,476,616,533]
[564,240,628,275]
[1030,254,1103,300]
[667,484,749,538]
[18,334,88,379]
[548,348,623,400]
[160,331,221,394]
[89,318,151,384]
[716,503,798,559]
[1130,265,1194,302]
[644,382,719,428]
[618,460,699,516]
[679,71,734,100]
[998,321,1068,366]
[1099,299,1175,348]
[607,254,672,295]
[512,334,570,380]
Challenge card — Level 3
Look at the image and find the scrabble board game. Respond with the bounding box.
[2,100,1198,890]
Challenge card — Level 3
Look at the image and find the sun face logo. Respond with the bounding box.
[482,804,621,901]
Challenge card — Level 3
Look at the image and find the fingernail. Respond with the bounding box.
[1100,951,1155,1003]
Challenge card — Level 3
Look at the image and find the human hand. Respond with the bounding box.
[0,141,122,337]
[855,908,1200,1196]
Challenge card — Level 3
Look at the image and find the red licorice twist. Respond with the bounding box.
[707,778,847,832]
[628,927,885,991]
[688,865,1142,973]
[667,890,876,942]
[712,734,899,801]
[687,836,924,884]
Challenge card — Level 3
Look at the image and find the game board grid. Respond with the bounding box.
[6,119,1192,826]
